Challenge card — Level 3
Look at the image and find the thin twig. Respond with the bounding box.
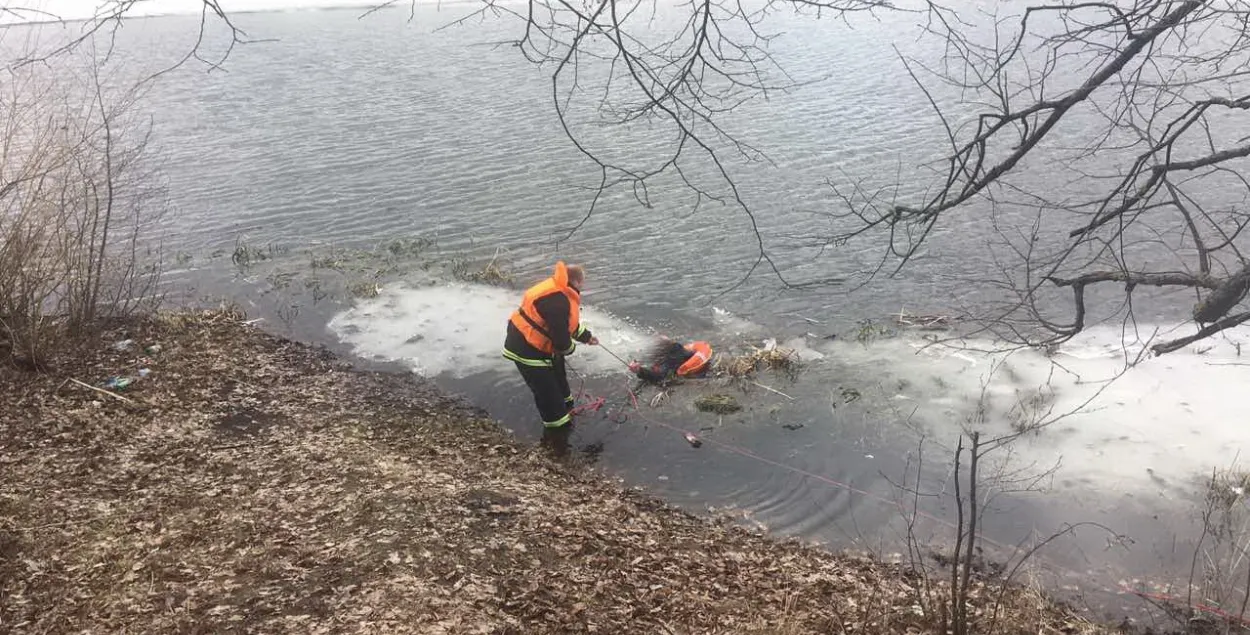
[68,377,136,404]
[750,380,794,400]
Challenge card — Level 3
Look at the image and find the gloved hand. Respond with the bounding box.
[588,336,599,345]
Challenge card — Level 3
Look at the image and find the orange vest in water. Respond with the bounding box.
[676,341,712,376]
[509,261,581,355]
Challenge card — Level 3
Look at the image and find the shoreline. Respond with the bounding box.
[0,308,1152,633]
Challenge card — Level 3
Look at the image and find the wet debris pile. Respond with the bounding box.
[0,309,1111,634]
[450,248,514,287]
[893,308,956,331]
[694,393,743,414]
[713,339,802,379]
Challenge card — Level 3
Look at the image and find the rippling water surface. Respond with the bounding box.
[40,3,1250,622]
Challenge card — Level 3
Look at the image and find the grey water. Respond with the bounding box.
[29,3,1250,626]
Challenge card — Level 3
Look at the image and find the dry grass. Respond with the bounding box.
[451,249,514,287]
[1206,468,1250,511]
[0,310,1114,634]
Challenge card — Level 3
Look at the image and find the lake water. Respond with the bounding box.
[19,2,1250,625]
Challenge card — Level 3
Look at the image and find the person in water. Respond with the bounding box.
[628,338,713,384]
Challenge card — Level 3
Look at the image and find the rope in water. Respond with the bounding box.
[593,342,633,368]
[564,362,1250,626]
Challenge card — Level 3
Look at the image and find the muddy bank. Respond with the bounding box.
[0,309,1111,633]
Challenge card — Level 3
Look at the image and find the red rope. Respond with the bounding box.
[570,396,605,416]
[1129,589,1250,625]
[566,371,1250,626]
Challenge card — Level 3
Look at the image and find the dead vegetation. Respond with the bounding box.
[694,393,742,414]
[450,248,514,287]
[712,341,802,379]
[218,237,516,333]
[1160,466,1250,631]
[0,309,1114,634]
[0,50,165,370]
[893,309,956,331]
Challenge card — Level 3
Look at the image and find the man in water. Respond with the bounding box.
[628,338,713,384]
[503,261,598,447]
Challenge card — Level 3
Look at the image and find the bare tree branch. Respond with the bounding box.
[439,0,887,292]
[1153,310,1250,355]
[5,1,253,81]
[1046,269,1221,290]
[812,0,1250,355]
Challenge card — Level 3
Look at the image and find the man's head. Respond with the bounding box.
[567,264,585,288]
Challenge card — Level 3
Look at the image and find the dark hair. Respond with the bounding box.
[644,339,689,368]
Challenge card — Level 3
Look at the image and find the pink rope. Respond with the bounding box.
[570,396,605,416]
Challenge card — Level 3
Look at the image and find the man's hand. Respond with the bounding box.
[588,336,599,345]
[628,361,641,373]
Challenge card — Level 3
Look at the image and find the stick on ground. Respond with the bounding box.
[68,377,137,404]
[751,380,795,400]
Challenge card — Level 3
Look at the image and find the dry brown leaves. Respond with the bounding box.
[0,310,1110,634]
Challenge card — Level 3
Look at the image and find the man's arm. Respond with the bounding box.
[533,293,575,354]
[573,322,594,344]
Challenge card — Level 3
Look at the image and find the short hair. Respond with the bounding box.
[567,264,585,284]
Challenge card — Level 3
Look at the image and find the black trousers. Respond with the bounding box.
[514,355,574,428]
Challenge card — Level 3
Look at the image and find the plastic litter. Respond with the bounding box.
[113,339,134,351]
[102,377,134,390]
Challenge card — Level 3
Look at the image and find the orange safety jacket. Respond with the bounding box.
[676,341,712,377]
[502,261,592,367]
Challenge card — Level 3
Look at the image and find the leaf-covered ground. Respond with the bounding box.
[1,309,1111,634]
